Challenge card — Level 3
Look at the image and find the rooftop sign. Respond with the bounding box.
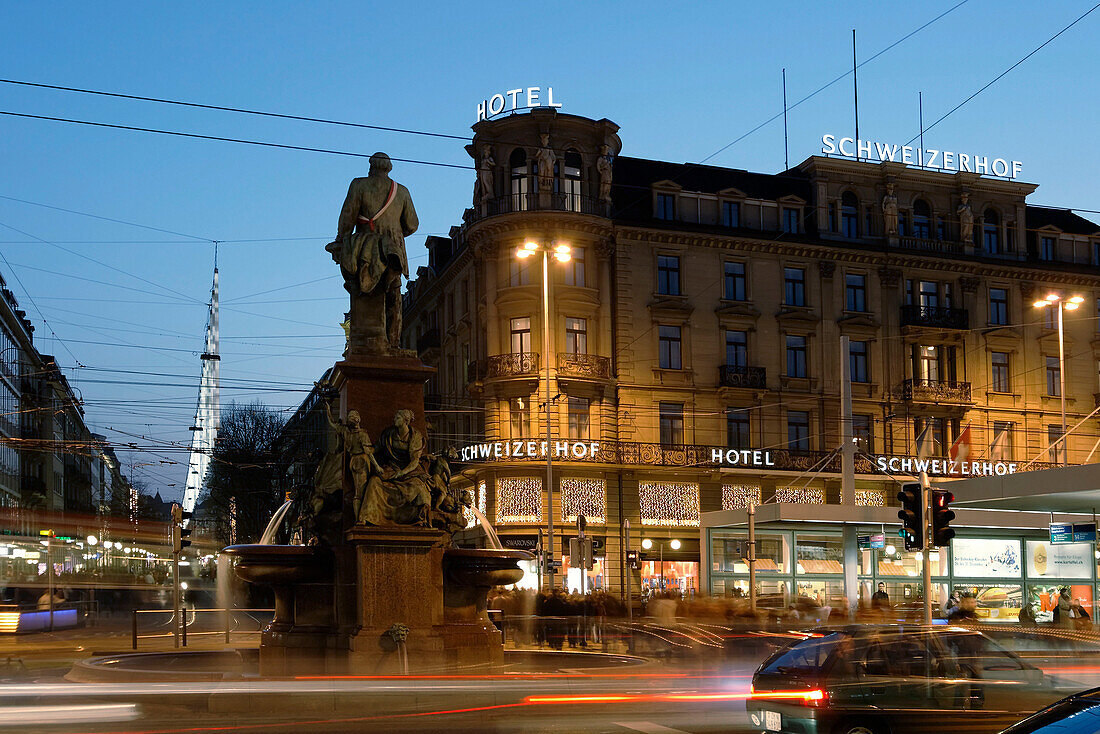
[821,134,1023,179]
[476,87,562,122]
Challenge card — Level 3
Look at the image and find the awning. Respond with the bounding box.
[944,463,1100,514]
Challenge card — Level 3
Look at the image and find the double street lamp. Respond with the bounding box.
[641,537,681,592]
[1033,293,1084,465]
[515,239,572,590]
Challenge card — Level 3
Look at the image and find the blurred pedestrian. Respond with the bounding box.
[871,582,891,612]
[1057,587,1074,629]
[948,594,978,623]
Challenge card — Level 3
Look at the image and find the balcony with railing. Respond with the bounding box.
[468,193,608,223]
[718,365,767,389]
[900,304,969,330]
[557,353,611,380]
[901,378,972,403]
[469,352,540,381]
[897,237,964,255]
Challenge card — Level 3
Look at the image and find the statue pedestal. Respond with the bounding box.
[330,356,434,441]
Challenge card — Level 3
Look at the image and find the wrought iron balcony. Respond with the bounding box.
[900,304,969,329]
[898,237,964,255]
[469,193,609,223]
[469,352,540,380]
[557,353,611,380]
[718,365,767,389]
[902,378,972,403]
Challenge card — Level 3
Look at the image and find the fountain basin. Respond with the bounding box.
[222,544,333,585]
[442,548,532,625]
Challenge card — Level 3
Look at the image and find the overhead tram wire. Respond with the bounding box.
[0,194,213,242]
[902,1,1100,148]
[0,111,472,171]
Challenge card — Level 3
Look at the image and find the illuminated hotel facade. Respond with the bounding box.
[402,107,1100,610]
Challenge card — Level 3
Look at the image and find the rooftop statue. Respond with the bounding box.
[326,152,419,353]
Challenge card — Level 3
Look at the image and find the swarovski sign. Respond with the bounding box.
[821,134,1023,179]
[476,87,562,122]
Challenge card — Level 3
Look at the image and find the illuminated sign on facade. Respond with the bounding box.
[710,449,775,467]
[821,134,1023,179]
[476,87,562,122]
[458,440,599,462]
[875,456,1017,477]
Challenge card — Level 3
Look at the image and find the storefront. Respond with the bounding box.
[701,500,1100,622]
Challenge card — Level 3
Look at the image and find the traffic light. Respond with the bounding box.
[897,482,924,551]
[931,489,956,547]
[626,550,640,570]
[582,538,595,571]
[170,503,193,553]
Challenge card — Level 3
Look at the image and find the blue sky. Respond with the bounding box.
[0,1,1097,499]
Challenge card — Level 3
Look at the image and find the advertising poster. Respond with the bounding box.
[1027,541,1092,578]
[952,538,1021,578]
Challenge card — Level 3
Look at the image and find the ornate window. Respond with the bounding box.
[841,191,859,238]
[983,208,1001,254]
[510,317,531,354]
[509,148,529,211]
[725,330,747,368]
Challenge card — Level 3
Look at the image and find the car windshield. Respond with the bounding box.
[760,632,846,676]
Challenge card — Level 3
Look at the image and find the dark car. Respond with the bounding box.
[747,625,1080,734]
[1000,687,1100,733]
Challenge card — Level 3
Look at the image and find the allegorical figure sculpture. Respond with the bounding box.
[596,144,613,205]
[475,144,495,206]
[326,152,418,353]
[534,134,556,193]
[882,183,899,236]
[958,192,974,243]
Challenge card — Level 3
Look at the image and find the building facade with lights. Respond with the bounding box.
[401,107,1100,604]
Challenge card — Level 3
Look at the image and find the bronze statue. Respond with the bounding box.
[327,152,419,353]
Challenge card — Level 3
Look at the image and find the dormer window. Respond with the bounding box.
[722,200,740,227]
[656,193,675,220]
[1040,235,1056,261]
[782,207,800,234]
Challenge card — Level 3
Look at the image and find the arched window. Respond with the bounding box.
[983,208,1000,254]
[510,149,529,211]
[913,199,932,239]
[841,192,859,238]
[563,149,582,212]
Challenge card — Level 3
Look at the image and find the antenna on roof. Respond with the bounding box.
[852,29,859,162]
[782,68,789,170]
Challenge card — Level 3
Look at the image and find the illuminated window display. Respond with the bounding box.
[952,584,1023,623]
[795,533,844,575]
[710,531,789,574]
[860,547,947,577]
[495,477,543,523]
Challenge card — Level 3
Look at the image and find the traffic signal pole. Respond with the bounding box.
[920,471,932,626]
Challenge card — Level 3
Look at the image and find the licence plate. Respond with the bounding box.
[764,710,781,731]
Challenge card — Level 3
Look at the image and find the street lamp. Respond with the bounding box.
[1034,293,1084,465]
[515,239,572,590]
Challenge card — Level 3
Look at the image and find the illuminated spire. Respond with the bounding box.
[182,266,219,520]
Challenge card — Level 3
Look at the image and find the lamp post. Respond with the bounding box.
[1034,293,1084,465]
[516,239,572,590]
[641,537,681,592]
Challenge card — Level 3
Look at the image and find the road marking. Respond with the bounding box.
[613,722,692,734]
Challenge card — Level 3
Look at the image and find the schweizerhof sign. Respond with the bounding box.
[821,134,1023,179]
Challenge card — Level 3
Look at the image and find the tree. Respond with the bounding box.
[200,401,287,546]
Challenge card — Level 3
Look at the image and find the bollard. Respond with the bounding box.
[181,607,187,647]
[225,609,231,645]
[131,610,138,650]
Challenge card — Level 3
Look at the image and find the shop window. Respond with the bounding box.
[496,477,543,523]
[862,546,947,577]
[709,530,789,573]
[1027,584,1093,625]
[639,481,699,526]
[640,559,698,596]
[795,534,844,574]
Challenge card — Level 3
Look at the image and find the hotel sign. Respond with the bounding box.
[821,134,1023,179]
[875,456,1017,477]
[458,440,600,462]
[476,87,562,122]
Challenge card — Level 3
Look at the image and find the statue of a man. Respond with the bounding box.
[596,144,613,204]
[322,399,384,523]
[327,152,418,351]
[476,144,496,205]
[957,192,974,243]
[534,134,556,193]
[882,183,899,235]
